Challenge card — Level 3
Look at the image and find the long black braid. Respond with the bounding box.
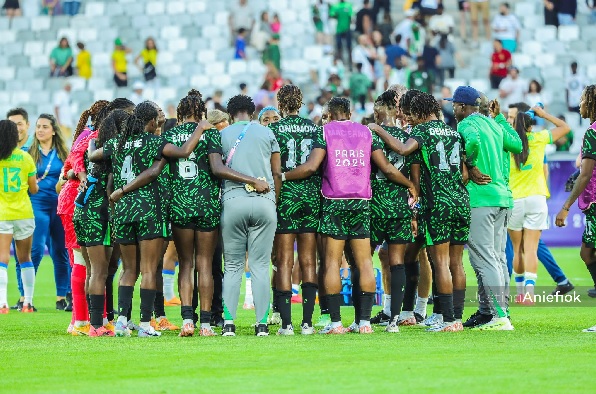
[584,85,596,123]
[92,109,131,175]
[406,91,442,122]
[177,89,206,123]
[374,90,397,110]
[117,101,158,153]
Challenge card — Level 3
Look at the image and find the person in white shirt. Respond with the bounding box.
[53,81,73,141]
[498,67,527,109]
[392,9,416,49]
[428,5,455,36]
[491,2,521,53]
[228,0,255,45]
[352,34,376,82]
[129,81,145,105]
[566,61,587,114]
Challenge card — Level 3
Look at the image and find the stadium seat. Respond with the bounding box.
[197,49,216,64]
[10,17,30,31]
[541,65,564,79]
[0,30,16,44]
[11,92,31,105]
[444,79,467,93]
[228,60,247,76]
[30,55,48,69]
[214,11,229,26]
[202,25,224,39]
[587,64,596,80]
[161,26,181,40]
[56,28,77,44]
[205,61,225,76]
[187,0,207,14]
[537,53,556,67]
[0,92,10,104]
[131,15,151,30]
[92,52,111,68]
[304,46,324,62]
[167,38,188,52]
[78,28,99,43]
[512,53,533,68]
[87,78,107,91]
[514,2,536,17]
[10,55,29,68]
[0,67,16,81]
[190,75,210,89]
[533,26,557,42]
[582,25,596,40]
[85,2,105,17]
[270,0,289,12]
[523,15,543,30]
[166,1,185,15]
[521,41,542,56]
[93,89,115,102]
[558,25,580,41]
[146,2,166,16]
[521,66,543,83]
[469,78,490,94]
[212,74,232,88]
[209,37,229,51]
[24,41,44,57]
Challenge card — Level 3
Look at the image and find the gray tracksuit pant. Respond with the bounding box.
[467,207,509,317]
[221,196,277,324]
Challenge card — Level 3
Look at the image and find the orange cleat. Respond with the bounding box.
[21,304,36,313]
[72,323,91,336]
[0,306,9,314]
[179,322,195,337]
[89,326,115,337]
[164,297,182,306]
[359,325,374,334]
[156,317,179,331]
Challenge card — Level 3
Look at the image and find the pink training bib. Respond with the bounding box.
[578,122,596,211]
[321,121,372,200]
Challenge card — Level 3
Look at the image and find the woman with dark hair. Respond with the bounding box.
[0,120,38,314]
[508,107,570,304]
[49,37,74,78]
[135,37,159,83]
[90,101,211,337]
[13,115,69,312]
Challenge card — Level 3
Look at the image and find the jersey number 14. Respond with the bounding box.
[436,141,460,171]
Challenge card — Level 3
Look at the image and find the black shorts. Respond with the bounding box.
[319,209,370,240]
[423,206,471,246]
[73,220,112,247]
[370,217,414,246]
[172,216,220,232]
[114,220,171,245]
[114,73,127,87]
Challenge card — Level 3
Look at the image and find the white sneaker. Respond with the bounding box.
[422,313,443,327]
[267,312,281,325]
[346,321,359,333]
[397,311,416,326]
[582,324,596,333]
[127,320,141,331]
[277,325,295,336]
[138,326,162,337]
[385,316,400,333]
[301,323,315,335]
[474,317,514,331]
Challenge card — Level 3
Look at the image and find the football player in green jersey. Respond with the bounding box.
[268,85,321,335]
[369,91,470,332]
[161,90,269,337]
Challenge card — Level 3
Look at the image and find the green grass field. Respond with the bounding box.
[1,248,595,393]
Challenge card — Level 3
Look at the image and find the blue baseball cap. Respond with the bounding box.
[445,86,481,106]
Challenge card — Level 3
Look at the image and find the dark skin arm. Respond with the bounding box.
[110,158,167,202]
[410,163,421,237]
[271,152,282,205]
[284,148,326,181]
[555,157,596,227]
[368,123,419,156]
[162,120,213,159]
[371,149,418,203]
[88,139,104,163]
[208,153,270,193]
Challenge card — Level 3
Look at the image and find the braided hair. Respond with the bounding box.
[327,97,350,120]
[404,91,442,123]
[398,89,423,119]
[374,90,397,110]
[96,98,135,129]
[583,84,596,123]
[73,100,109,142]
[227,95,256,119]
[117,101,158,153]
[177,89,206,124]
[277,85,303,116]
[93,109,131,175]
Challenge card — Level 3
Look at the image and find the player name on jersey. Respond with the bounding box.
[278,124,318,134]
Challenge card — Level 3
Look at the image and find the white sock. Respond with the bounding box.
[557,279,569,286]
[244,279,253,303]
[414,297,428,317]
[359,320,371,327]
[224,319,234,326]
[74,320,87,327]
[525,272,537,295]
[331,321,342,328]
[291,283,300,295]
[200,322,211,329]
[162,269,176,300]
[383,294,391,316]
[20,263,35,306]
[103,317,109,325]
[183,319,193,326]
[117,316,127,324]
[514,273,525,295]
[0,263,8,308]
[139,321,151,330]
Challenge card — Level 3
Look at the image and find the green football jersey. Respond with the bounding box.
[73,148,110,222]
[162,124,223,221]
[409,120,469,210]
[103,133,168,223]
[370,126,412,219]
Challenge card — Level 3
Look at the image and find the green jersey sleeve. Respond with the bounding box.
[582,126,596,161]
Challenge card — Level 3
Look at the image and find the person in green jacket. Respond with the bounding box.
[263,34,281,72]
[349,63,371,111]
[329,0,353,65]
[449,86,522,331]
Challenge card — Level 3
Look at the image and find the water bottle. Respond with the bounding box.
[525,102,544,120]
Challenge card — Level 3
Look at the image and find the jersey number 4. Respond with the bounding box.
[286,139,312,169]
[436,141,460,171]
[120,155,136,184]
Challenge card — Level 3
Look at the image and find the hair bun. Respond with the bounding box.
[188,89,202,99]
